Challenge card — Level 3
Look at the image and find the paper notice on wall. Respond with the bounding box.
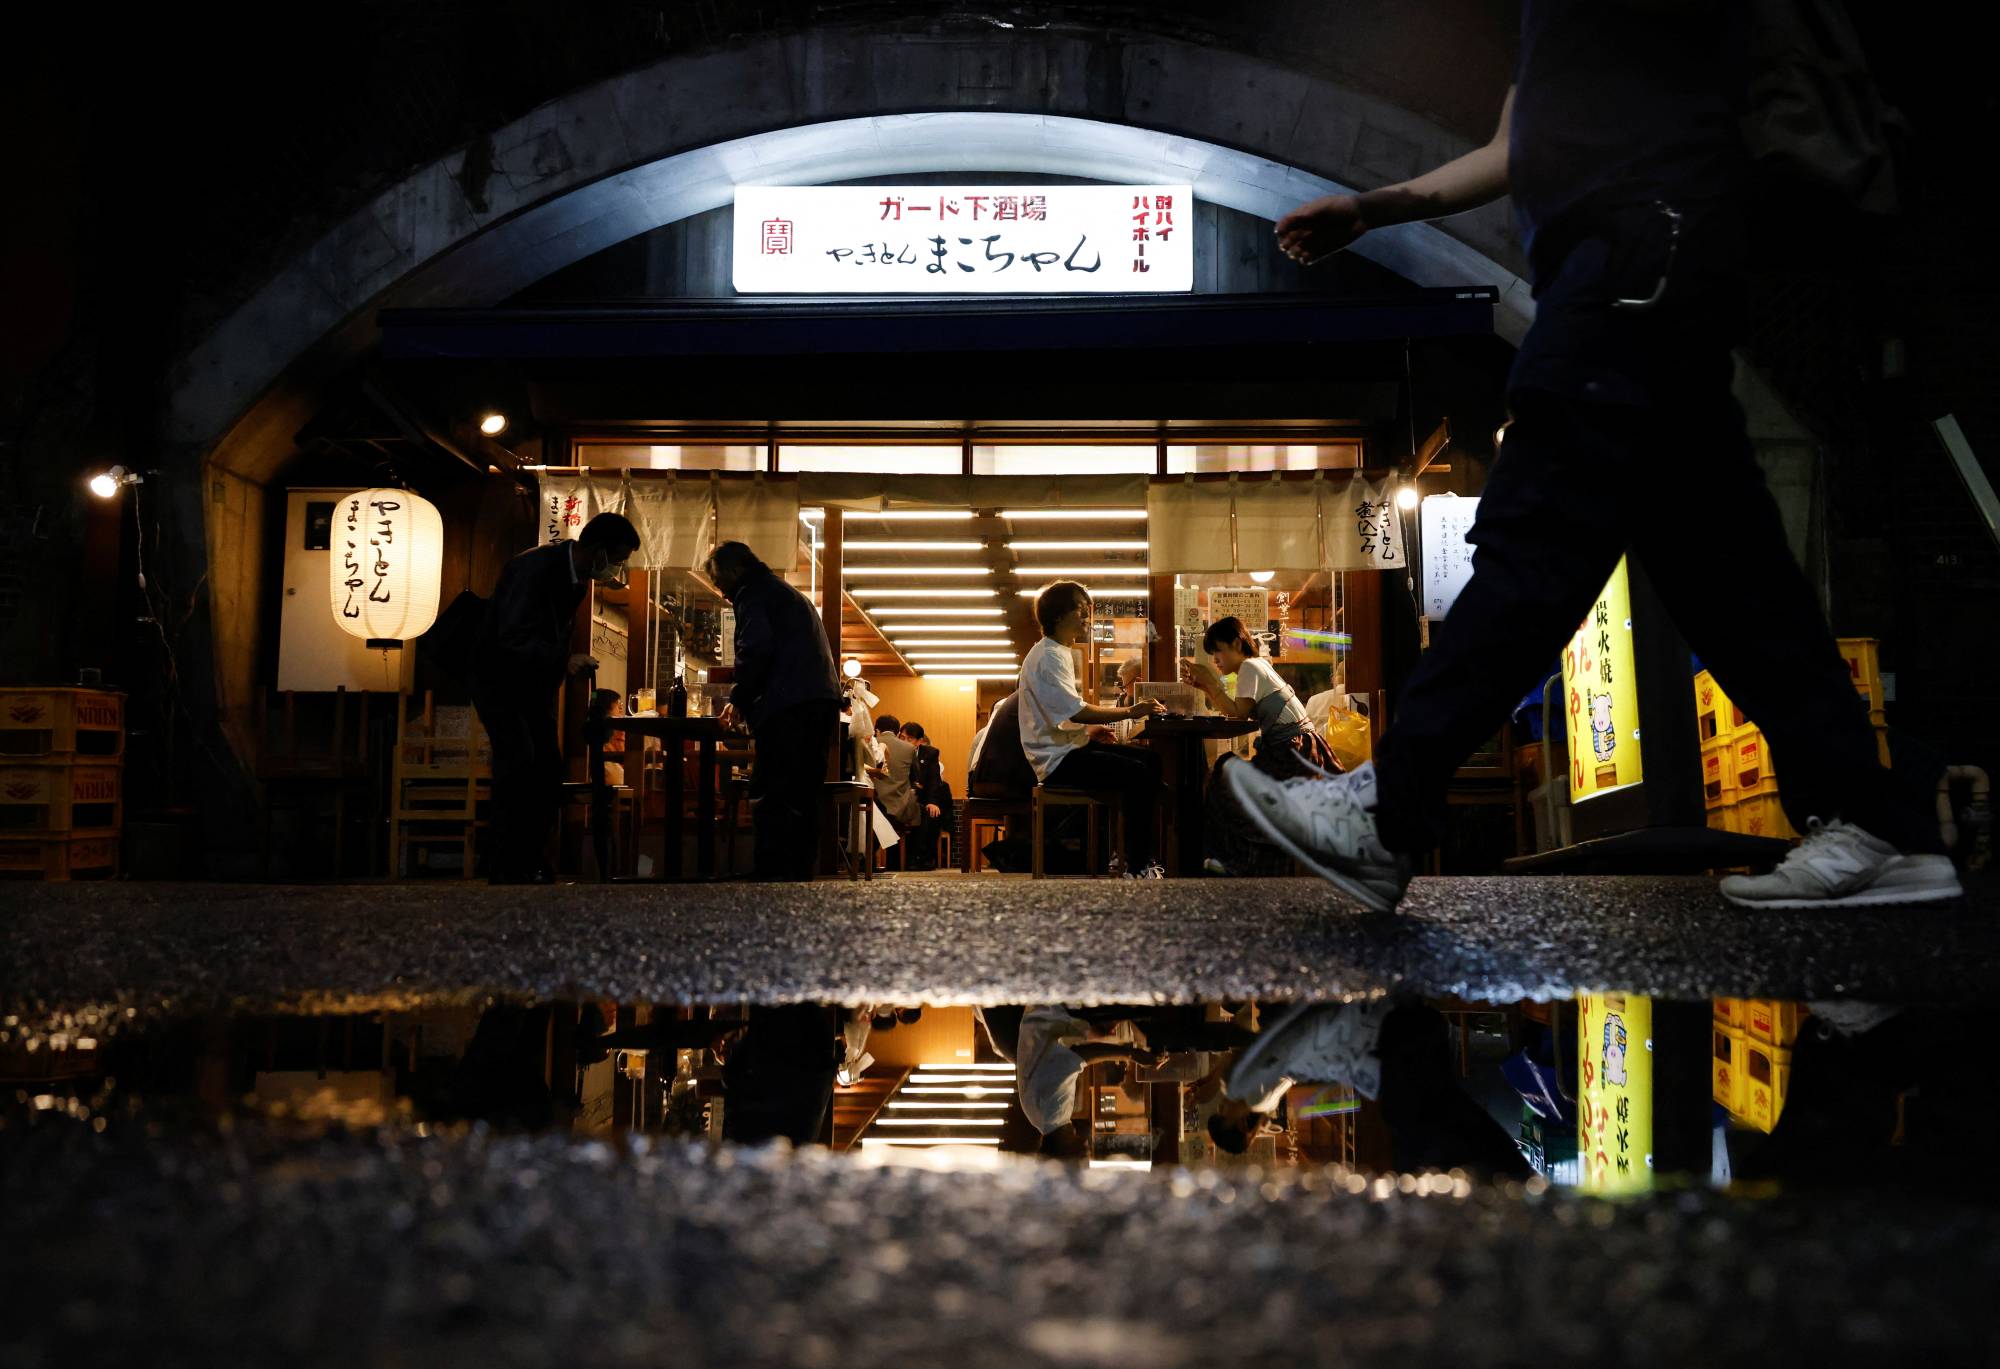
[1419,495,1480,620]
[1206,588,1269,636]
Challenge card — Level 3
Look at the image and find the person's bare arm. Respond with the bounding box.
[1278,86,1513,264]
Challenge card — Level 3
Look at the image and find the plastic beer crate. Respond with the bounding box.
[1730,792,1798,842]
[0,688,124,759]
[1700,736,1729,808]
[1745,998,1801,1048]
[1836,637,1883,709]
[1711,1023,1746,1114]
[0,762,122,833]
[1739,1041,1791,1133]
[0,831,120,881]
[1712,996,1747,1030]
[1728,730,1778,799]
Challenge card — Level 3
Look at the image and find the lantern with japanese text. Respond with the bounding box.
[328,488,444,644]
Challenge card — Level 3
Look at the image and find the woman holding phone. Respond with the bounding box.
[1182,616,1341,874]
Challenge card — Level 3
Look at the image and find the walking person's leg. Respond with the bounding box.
[1222,387,1633,909]
[1630,393,1960,905]
[524,694,564,877]
[474,692,538,882]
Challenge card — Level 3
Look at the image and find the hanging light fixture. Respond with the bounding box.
[328,488,444,646]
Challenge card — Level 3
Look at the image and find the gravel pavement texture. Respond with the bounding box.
[3,1121,1994,1369]
[3,876,1994,1025]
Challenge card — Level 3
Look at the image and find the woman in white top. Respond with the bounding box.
[1181,616,1342,875]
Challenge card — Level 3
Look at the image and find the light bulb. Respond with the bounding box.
[1248,570,1275,584]
[88,472,120,499]
[842,658,863,679]
[478,411,509,436]
[1395,485,1420,511]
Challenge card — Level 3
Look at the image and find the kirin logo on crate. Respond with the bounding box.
[8,700,47,725]
[74,699,119,729]
[4,776,42,802]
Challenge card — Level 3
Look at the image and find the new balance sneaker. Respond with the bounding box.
[1719,818,1963,909]
[1220,759,1412,913]
[1226,998,1392,1104]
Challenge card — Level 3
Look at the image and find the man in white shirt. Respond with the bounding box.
[1015,1005,1161,1142]
[1018,580,1166,875]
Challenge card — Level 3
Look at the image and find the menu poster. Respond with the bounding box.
[1419,495,1480,621]
[1560,557,1643,804]
[1205,588,1269,637]
[1576,992,1654,1195]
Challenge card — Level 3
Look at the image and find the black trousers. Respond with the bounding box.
[750,699,840,881]
[1371,385,1929,856]
[1046,741,1163,871]
[473,689,562,879]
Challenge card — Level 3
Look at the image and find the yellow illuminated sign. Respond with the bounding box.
[1562,557,1642,803]
[1576,992,1653,1195]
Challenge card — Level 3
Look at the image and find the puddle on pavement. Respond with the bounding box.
[3,994,1985,1193]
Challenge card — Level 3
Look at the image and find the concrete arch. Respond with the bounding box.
[173,27,1533,479]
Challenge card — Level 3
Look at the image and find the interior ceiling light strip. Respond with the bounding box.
[1014,588,1147,599]
[897,1086,1013,1095]
[919,673,1020,681]
[883,625,1009,634]
[917,1063,1015,1071]
[853,589,999,598]
[1011,566,1148,577]
[883,1101,1012,1110]
[1007,541,1150,551]
[1000,509,1147,520]
[858,1137,1002,1147]
[865,607,1005,617]
[842,510,976,521]
[869,1118,1006,1127]
[844,566,993,576]
[842,541,985,551]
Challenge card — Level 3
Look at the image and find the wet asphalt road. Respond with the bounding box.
[3,875,1994,1025]
[5,1120,1996,1369]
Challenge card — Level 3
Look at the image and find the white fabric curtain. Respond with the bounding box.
[619,472,714,570]
[1321,476,1408,571]
[712,473,801,573]
[1147,475,1235,573]
[536,473,623,545]
[1231,473,1323,571]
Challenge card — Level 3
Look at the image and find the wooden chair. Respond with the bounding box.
[960,793,1031,873]
[1031,786,1126,878]
[391,692,491,879]
[256,688,381,878]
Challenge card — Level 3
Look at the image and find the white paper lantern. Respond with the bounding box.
[329,488,444,643]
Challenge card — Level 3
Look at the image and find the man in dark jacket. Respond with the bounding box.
[898,720,954,870]
[707,540,842,880]
[969,690,1036,799]
[472,512,640,883]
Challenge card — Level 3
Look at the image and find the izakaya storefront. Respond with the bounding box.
[358,181,1504,868]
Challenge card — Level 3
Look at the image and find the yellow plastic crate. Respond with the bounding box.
[1693,670,1736,742]
[1739,1041,1791,1133]
[1745,998,1802,1048]
[0,688,124,759]
[1728,730,1778,799]
[1730,792,1798,842]
[0,762,123,833]
[0,831,120,881]
[1837,637,1882,709]
[1712,1023,1747,1114]
[1701,736,1729,808]
[1713,996,1747,1029]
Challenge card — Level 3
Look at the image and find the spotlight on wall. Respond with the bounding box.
[1395,484,1420,511]
[1248,570,1275,584]
[478,411,509,436]
[87,466,142,499]
[842,657,863,679]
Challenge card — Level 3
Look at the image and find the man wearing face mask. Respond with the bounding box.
[473,511,641,884]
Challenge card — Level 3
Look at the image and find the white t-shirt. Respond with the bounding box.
[1017,636,1089,784]
[1235,657,1308,728]
[1016,1006,1134,1135]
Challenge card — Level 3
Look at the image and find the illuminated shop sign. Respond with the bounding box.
[1561,557,1643,804]
[732,184,1194,293]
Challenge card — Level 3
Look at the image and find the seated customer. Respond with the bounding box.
[868,714,922,836]
[1018,580,1166,877]
[969,691,1036,798]
[1183,615,1342,875]
[899,720,953,871]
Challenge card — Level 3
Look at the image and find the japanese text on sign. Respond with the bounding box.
[733,185,1194,293]
[339,495,404,620]
[1576,992,1654,1195]
[1561,556,1643,804]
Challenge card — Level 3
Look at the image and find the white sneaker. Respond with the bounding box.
[1220,759,1412,913]
[1719,818,1963,909]
[1119,863,1165,880]
[1226,999,1391,1103]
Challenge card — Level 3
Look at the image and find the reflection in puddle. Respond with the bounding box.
[4,993,1985,1193]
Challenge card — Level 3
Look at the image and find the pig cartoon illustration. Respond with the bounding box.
[1589,690,1616,762]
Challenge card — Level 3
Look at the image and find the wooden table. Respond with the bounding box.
[1137,715,1258,876]
[618,715,747,880]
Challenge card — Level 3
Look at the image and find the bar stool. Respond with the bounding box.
[1031,786,1125,878]
[823,780,876,881]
